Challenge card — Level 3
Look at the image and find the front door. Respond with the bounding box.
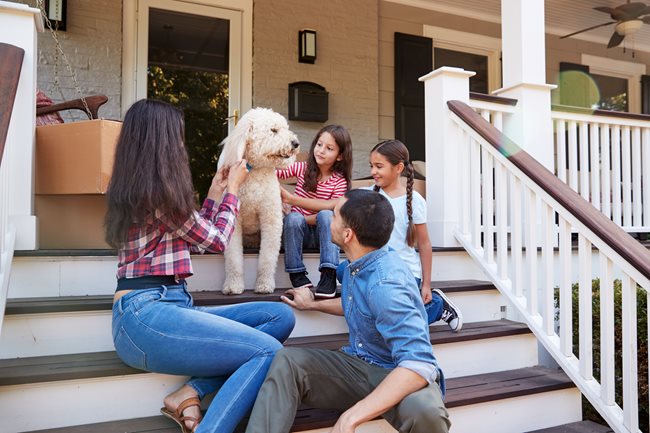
[134,0,243,198]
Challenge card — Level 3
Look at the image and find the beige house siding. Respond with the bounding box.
[14,0,123,121]
[253,0,379,178]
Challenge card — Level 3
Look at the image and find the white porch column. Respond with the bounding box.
[495,0,555,170]
[420,67,475,247]
[0,2,43,250]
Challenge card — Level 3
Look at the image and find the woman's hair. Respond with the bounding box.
[105,99,197,248]
[371,139,416,247]
[303,124,353,193]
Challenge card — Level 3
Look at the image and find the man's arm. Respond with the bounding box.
[331,367,428,433]
[281,286,344,316]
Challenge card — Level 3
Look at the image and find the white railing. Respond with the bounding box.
[467,92,517,132]
[552,108,650,233]
[449,100,649,433]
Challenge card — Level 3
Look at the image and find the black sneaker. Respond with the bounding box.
[432,288,463,332]
[289,272,313,289]
[314,268,337,298]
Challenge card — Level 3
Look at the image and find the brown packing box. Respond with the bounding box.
[36,119,122,194]
[35,195,110,249]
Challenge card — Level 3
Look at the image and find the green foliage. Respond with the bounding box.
[147,65,229,200]
[568,279,648,431]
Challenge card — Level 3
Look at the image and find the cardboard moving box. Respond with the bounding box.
[35,194,110,249]
[36,119,121,194]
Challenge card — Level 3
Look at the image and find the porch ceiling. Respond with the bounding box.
[390,0,650,53]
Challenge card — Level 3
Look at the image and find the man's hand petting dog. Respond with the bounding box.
[281,286,315,310]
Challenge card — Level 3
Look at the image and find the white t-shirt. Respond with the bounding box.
[364,187,427,279]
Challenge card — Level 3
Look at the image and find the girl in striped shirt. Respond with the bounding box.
[277,125,353,297]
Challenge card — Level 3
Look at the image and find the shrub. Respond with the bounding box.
[568,279,648,432]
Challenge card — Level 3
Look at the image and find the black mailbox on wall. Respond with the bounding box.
[288,81,328,122]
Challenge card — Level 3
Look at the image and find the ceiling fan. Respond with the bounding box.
[560,1,650,48]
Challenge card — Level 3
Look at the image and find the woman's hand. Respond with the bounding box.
[421,285,432,305]
[207,165,230,201]
[226,159,250,195]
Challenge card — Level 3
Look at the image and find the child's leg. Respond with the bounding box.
[283,212,309,273]
[314,210,339,270]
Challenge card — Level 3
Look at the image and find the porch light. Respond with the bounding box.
[299,29,316,64]
[615,20,643,36]
[45,0,67,31]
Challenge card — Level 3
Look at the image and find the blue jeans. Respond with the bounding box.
[112,283,295,433]
[283,210,340,273]
[415,277,443,325]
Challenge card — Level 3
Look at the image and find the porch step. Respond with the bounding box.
[0,320,532,386]
[1,281,506,358]
[526,420,614,432]
[20,366,577,433]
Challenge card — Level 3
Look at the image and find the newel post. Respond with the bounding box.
[0,2,43,250]
[420,67,475,247]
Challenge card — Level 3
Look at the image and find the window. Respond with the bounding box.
[434,47,489,94]
[590,73,628,112]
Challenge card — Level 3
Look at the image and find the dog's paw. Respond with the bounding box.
[254,285,275,294]
[222,282,245,295]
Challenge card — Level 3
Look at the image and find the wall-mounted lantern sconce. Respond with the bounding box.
[299,29,316,64]
[45,0,67,31]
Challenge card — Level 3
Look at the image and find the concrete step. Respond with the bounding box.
[526,420,614,432]
[0,320,538,431]
[0,281,505,358]
[16,366,580,433]
[9,248,486,298]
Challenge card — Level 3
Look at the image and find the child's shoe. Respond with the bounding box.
[314,268,337,298]
[289,272,313,289]
[432,288,463,332]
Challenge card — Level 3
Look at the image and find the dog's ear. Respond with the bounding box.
[218,111,253,169]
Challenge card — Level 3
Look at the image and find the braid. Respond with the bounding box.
[405,161,416,247]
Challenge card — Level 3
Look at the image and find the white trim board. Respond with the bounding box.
[423,25,502,93]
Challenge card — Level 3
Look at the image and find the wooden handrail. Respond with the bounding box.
[469,92,518,106]
[448,99,650,282]
[0,43,25,167]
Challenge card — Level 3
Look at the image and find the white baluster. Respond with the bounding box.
[558,217,572,357]
[599,253,615,406]
[612,125,622,226]
[643,128,650,228]
[578,234,593,380]
[495,162,508,280]
[600,124,611,219]
[470,138,481,250]
[579,122,590,201]
[483,150,494,264]
[494,111,503,132]
[568,120,579,192]
[556,119,566,182]
[621,274,639,432]
[459,128,470,236]
[590,123,600,210]
[525,187,537,316]
[511,175,523,299]
[622,126,632,228]
[632,127,642,228]
[541,202,554,335]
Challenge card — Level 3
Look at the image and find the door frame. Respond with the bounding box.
[121,0,252,119]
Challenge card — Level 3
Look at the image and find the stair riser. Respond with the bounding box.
[0,290,504,359]
[9,252,488,297]
[0,371,576,433]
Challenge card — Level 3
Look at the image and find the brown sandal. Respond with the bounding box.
[160,396,202,433]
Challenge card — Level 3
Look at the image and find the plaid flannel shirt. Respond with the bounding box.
[116,193,240,279]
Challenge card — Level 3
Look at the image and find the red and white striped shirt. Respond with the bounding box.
[277,161,348,216]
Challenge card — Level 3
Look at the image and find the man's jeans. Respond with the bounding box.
[245,348,451,433]
[112,283,295,433]
[283,210,340,273]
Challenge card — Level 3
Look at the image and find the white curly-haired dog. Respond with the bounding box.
[218,107,299,294]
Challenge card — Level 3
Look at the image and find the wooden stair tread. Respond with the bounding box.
[21,366,574,433]
[0,320,529,386]
[5,280,495,315]
[526,420,614,433]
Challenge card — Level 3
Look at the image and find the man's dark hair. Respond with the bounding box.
[339,189,394,248]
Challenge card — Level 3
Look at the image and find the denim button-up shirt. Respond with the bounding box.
[337,246,445,394]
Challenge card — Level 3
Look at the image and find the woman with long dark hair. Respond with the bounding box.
[107,99,295,433]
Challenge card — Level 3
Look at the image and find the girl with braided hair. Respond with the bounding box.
[368,140,463,331]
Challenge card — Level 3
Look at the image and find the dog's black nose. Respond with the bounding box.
[292,141,300,149]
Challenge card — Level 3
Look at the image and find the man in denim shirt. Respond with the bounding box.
[245,189,450,433]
